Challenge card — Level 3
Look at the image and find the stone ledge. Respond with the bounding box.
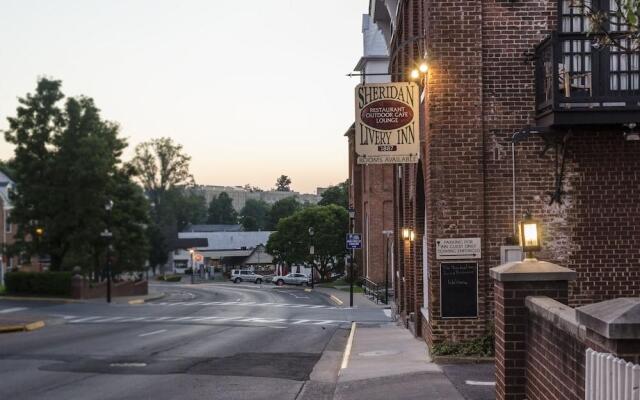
[577,298,640,340]
[525,296,585,340]
[490,259,576,282]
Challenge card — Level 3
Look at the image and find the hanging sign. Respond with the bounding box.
[354,82,420,164]
[436,238,481,260]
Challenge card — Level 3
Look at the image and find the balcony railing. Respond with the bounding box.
[535,31,640,127]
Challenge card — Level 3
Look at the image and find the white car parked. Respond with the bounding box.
[230,270,264,284]
[271,273,311,286]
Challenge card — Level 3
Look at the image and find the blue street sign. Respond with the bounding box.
[346,233,363,249]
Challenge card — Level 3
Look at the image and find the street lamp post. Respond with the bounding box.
[308,227,314,289]
[100,200,114,303]
[382,230,393,305]
[348,207,356,308]
[189,249,195,284]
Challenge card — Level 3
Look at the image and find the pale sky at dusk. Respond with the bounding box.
[0,0,369,193]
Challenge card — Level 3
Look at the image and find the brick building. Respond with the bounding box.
[0,170,17,284]
[346,11,395,285]
[355,0,640,347]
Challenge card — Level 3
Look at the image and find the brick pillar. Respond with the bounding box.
[490,260,577,400]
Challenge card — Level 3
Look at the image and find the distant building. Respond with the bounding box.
[168,229,275,274]
[182,224,243,233]
[189,185,322,211]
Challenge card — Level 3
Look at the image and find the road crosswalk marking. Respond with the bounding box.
[66,314,347,327]
[0,307,28,314]
[146,301,348,310]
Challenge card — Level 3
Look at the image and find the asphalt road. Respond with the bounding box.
[0,282,390,400]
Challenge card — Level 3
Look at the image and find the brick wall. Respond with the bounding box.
[495,280,569,399]
[525,305,585,400]
[388,0,640,348]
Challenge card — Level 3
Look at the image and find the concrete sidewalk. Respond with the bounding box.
[334,323,465,400]
[314,286,389,309]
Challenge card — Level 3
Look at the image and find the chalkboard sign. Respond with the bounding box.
[440,262,478,318]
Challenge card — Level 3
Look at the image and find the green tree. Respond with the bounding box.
[207,192,238,224]
[318,180,348,209]
[4,78,148,274]
[579,0,640,48]
[130,137,195,273]
[129,137,193,206]
[275,175,292,192]
[240,199,271,231]
[266,205,348,281]
[267,197,301,230]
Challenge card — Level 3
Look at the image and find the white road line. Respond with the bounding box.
[64,315,346,326]
[313,320,336,325]
[69,316,102,323]
[0,307,27,314]
[92,317,125,323]
[465,381,496,386]
[118,317,147,322]
[138,329,167,337]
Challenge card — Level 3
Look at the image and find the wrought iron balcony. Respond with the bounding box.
[535,31,640,127]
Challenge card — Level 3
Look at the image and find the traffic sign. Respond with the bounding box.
[346,233,363,249]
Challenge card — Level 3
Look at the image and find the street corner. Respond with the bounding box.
[0,319,46,334]
[127,291,166,305]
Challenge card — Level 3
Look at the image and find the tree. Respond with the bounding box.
[129,137,194,205]
[243,184,263,192]
[207,192,238,224]
[267,197,301,230]
[578,0,640,49]
[240,199,271,231]
[129,137,195,273]
[266,205,348,281]
[318,180,349,209]
[4,78,148,274]
[275,175,292,192]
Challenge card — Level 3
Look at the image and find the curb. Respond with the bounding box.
[329,295,344,306]
[128,291,165,305]
[0,320,45,334]
[0,295,82,303]
[340,322,357,372]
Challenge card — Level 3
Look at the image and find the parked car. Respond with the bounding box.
[229,270,264,284]
[271,273,311,286]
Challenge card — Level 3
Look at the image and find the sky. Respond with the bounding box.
[0,0,368,194]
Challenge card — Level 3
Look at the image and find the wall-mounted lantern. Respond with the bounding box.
[409,59,429,83]
[518,212,541,259]
[402,228,415,242]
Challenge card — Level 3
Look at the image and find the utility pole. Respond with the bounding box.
[348,207,356,308]
[101,200,114,304]
[383,230,393,305]
[308,227,315,289]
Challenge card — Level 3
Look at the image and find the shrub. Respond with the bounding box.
[157,275,182,282]
[5,271,73,297]
[432,326,495,357]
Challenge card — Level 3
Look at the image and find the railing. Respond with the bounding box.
[585,348,640,400]
[535,31,640,125]
[362,277,392,304]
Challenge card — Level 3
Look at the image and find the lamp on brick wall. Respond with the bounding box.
[518,212,541,259]
[402,228,415,242]
[410,58,429,83]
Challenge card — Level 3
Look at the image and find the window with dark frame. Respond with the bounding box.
[558,0,640,97]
